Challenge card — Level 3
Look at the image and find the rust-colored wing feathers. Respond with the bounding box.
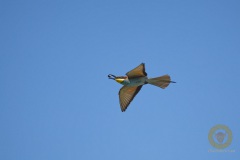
[126,63,147,78]
[119,85,143,112]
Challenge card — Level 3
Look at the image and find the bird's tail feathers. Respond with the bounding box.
[146,74,175,89]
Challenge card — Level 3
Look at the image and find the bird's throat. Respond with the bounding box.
[115,78,125,84]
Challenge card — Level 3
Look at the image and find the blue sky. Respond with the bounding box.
[0,0,239,159]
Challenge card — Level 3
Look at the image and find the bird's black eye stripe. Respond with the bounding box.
[117,76,126,78]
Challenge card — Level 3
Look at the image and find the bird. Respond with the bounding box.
[108,63,175,112]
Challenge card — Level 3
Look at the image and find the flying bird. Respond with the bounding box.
[108,63,175,112]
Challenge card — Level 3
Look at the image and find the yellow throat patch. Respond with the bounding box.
[115,78,125,84]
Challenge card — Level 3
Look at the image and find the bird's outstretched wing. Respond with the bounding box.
[126,63,147,78]
[119,85,143,112]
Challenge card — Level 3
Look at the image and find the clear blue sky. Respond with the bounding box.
[1,0,239,160]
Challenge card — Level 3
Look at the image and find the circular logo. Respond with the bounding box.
[208,124,232,149]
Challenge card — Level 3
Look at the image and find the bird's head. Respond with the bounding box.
[108,74,128,84]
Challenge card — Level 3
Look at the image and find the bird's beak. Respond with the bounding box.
[108,74,116,80]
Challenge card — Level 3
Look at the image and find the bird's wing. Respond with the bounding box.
[126,63,147,78]
[119,85,143,112]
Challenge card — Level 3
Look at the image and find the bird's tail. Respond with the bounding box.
[146,74,176,89]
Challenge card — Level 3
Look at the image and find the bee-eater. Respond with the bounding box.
[108,63,175,112]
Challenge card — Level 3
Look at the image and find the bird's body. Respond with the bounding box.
[116,76,147,86]
[108,63,175,112]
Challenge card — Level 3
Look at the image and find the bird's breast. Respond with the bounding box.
[126,77,147,86]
